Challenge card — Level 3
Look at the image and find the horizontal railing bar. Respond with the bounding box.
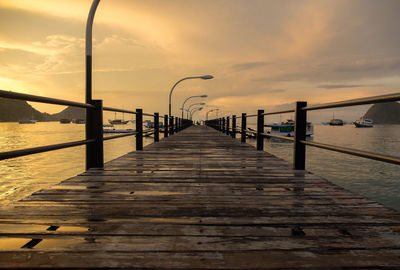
[303,92,400,111]
[143,113,156,117]
[246,114,257,118]
[262,133,295,141]
[0,139,95,161]
[300,140,400,165]
[262,109,295,116]
[103,132,137,141]
[103,107,137,114]
[0,89,94,109]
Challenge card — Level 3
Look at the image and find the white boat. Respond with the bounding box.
[103,123,113,127]
[353,118,373,128]
[265,119,314,137]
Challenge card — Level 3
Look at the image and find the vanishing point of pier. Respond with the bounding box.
[1,125,400,268]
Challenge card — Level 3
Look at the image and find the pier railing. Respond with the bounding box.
[0,89,192,170]
[205,92,400,169]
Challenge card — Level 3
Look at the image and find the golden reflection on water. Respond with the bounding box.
[0,122,155,205]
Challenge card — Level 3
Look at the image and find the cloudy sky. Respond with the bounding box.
[0,0,399,121]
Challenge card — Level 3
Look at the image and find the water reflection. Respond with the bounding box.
[0,122,157,204]
[248,124,400,211]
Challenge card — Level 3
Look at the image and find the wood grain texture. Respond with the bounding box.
[0,125,400,269]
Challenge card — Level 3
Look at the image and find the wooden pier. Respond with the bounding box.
[1,125,400,268]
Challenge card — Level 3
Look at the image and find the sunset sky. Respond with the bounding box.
[0,0,399,121]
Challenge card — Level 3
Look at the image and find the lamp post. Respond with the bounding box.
[169,75,213,119]
[215,108,220,118]
[206,109,215,121]
[181,94,207,119]
[191,107,203,120]
[187,102,206,119]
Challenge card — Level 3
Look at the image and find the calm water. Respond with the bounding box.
[0,122,156,205]
[247,124,400,211]
[0,122,399,211]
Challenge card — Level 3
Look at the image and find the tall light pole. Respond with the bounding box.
[181,94,207,119]
[206,109,215,121]
[86,0,100,104]
[169,75,213,119]
[187,102,206,118]
[191,107,203,120]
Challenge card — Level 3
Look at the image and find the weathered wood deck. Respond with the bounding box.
[1,125,400,269]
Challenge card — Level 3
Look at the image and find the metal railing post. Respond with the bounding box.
[257,109,264,151]
[175,117,179,133]
[294,101,307,170]
[154,113,159,142]
[222,117,225,133]
[241,113,246,143]
[170,117,174,135]
[232,115,236,138]
[164,114,169,138]
[136,109,143,150]
[226,116,230,135]
[86,99,103,170]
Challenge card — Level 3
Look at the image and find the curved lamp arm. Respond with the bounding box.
[181,94,207,119]
[85,0,100,103]
[169,75,213,118]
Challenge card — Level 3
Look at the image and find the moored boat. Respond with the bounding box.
[353,118,373,128]
[103,128,135,133]
[108,119,129,125]
[18,119,37,124]
[329,119,344,126]
[265,119,314,137]
[59,118,71,124]
[72,119,85,124]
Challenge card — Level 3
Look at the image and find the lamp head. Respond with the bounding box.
[198,107,203,111]
[200,94,208,98]
[201,75,213,80]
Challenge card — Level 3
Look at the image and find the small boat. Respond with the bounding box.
[103,128,136,133]
[103,123,113,127]
[328,119,344,126]
[265,119,314,137]
[353,118,373,128]
[109,112,129,125]
[108,119,129,125]
[19,119,37,124]
[328,112,344,126]
[143,121,164,129]
[72,119,85,124]
[59,118,71,124]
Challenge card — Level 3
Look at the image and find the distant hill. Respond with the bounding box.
[51,106,85,120]
[0,98,85,122]
[0,97,53,122]
[363,101,400,124]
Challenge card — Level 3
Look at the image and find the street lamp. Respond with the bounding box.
[169,75,213,118]
[181,94,207,119]
[187,102,206,118]
[215,108,220,118]
[191,107,203,120]
[206,109,215,121]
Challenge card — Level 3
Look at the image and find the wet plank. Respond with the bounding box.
[0,125,400,269]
